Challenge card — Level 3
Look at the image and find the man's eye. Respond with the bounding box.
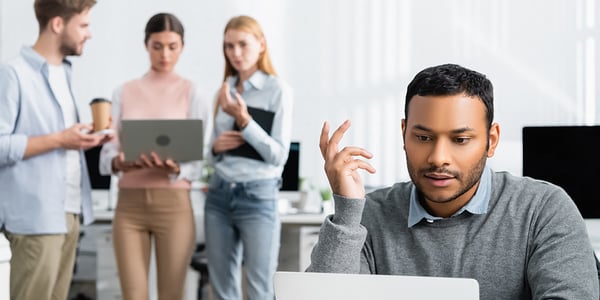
[416,135,430,142]
[455,137,470,144]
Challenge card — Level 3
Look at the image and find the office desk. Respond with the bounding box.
[279,213,325,271]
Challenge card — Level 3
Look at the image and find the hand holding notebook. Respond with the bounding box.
[227,106,275,161]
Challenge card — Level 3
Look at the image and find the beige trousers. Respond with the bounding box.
[4,213,80,300]
[113,188,195,300]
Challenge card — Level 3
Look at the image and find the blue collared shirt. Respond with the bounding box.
[208,70,294,182]
[0,46,94,234]
[407,166,491,227]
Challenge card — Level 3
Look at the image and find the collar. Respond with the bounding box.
[407,166,492,227]
[227,70,268,92]
[20,46,72,73]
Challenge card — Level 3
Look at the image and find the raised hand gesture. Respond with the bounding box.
[319,120,376,199]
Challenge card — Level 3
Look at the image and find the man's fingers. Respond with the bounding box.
[326,120,351,161]
[338,146,374,160]
[319,121,330,159]
[328,146,374,172]
[342,158,377,175]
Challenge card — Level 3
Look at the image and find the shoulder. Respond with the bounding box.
[491,171,577,217]
[0,63,18,79]
[364,182,412,213]
[264,74,292,94]
[1,54,30,76]
[187,80,206,96]
[492,171,569,200]
[121,76,143,88]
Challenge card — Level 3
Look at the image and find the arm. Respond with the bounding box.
[306,120,376,273]
[528,188,599,299]
[0,65,106,166]
[306,195,370,273]
[240,81,293,166]
[24,124,104,159]
[0,65,27,166]
[218,80,293,166]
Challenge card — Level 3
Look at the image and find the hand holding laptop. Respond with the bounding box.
[138,152,181,174]
[111,151,180,175]
[119,119,204,163]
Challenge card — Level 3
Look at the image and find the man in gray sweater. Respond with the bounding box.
[308,64,599,299]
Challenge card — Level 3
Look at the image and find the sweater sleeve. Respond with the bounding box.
[527,186,599,299]
[306,194,370,273]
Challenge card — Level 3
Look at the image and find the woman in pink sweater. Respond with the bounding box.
[99,13,211,299]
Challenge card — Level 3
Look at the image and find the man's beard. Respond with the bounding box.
[60,35,81,56]
[407,151,487,204]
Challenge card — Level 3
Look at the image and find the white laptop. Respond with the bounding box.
[120,119,203,162]
[273,271,479,300]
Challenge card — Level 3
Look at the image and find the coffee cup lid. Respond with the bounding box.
[90,98,110,105]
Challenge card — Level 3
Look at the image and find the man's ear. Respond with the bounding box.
[401,119,407,150]
[487,122,500,157]
[49,16,64,34]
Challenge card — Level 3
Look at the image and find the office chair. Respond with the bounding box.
[190,243,210,300]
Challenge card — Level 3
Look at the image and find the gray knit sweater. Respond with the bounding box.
[307,171,599,299]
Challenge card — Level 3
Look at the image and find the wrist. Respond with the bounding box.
[237,115,251,130]
[51,132,64,149]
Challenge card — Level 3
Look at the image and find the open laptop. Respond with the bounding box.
[273,271,479,300]
[120,119,203,162]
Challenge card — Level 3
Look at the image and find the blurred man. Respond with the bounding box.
[0,1,109,299]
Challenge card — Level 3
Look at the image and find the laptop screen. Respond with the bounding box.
[273,271,479,300]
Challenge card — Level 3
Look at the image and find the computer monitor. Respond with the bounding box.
[280,142,300,191]
[522,126,600,218]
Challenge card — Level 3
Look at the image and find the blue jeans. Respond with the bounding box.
[204,174,281,300]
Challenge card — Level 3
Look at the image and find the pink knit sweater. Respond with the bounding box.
[118,70,193,189]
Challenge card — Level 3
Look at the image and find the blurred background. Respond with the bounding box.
[0,0,598,189]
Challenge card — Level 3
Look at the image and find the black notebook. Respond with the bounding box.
[228,106,275,161]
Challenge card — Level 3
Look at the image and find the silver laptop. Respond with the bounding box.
[273,271,479,300]
[120,119,203,162]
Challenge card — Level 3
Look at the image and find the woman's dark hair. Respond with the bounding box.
[405,64,494,130]
[144,13,185,45]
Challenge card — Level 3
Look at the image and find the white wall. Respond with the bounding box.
[1,0,598,189]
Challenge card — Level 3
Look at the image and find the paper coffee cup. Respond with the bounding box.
[90,98,111,132]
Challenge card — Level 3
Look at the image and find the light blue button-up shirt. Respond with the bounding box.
[0,46,94,234]
[407,166,491,227]
[208,70,294,182]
